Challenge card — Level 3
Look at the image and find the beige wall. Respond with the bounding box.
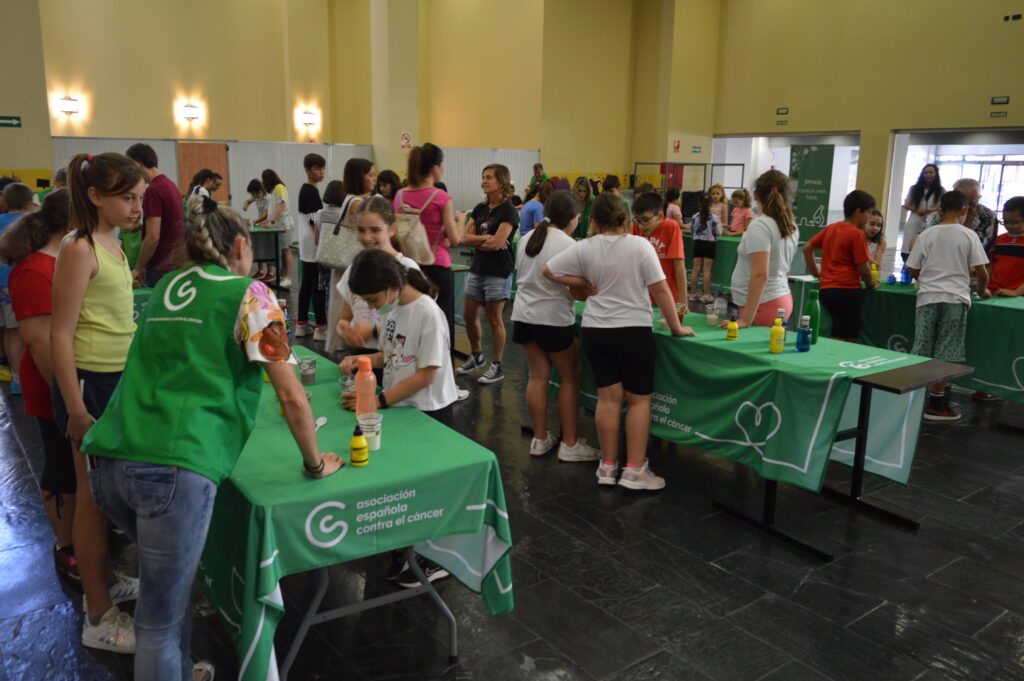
[3,0,52,176]
[330,0,374,144]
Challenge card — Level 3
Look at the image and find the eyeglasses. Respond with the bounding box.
[1004,219,1023,227]
[633,214,657,225]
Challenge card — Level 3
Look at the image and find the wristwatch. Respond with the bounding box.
[378,393,389,409]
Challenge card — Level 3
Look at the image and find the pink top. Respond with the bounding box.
[666,203,683,223]
[394,187,453,267]
[729,206,754,233]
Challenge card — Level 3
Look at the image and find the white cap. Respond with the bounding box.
[801,315,811,325]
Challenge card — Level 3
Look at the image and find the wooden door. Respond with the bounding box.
[177,142,231,203]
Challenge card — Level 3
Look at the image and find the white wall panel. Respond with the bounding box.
[52,137,179,186]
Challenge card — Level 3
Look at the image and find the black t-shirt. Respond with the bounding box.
[298,183,323,221]
[469,200,519,278]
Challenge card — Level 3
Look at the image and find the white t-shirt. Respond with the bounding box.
[380,294,458,411]
[298,209,321,261]
[546,233,664,328]
[902,189,940,252]
[336,253,421,349]
[511,227,577,327]
[731,215,798,307]
[905,223,989,307]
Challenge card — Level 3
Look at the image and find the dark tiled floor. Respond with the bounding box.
[2,308,1024,680]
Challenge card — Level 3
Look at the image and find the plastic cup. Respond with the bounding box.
[357,413,383,451]
[706,312,719,326]
[298,357,317,385]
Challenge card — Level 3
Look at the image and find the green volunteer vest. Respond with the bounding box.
[82,263,262,484]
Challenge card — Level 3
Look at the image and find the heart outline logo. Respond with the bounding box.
[734,401,782,454]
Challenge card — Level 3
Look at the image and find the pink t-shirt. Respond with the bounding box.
[729,206,754,233]
[666,203,683,223]
[394,187,453,267]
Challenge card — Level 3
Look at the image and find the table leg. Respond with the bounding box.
[279,567,330,681]
[713,480,834,562]
[822,386,921,530]
[274,231,281,289]
[402,547,459,664]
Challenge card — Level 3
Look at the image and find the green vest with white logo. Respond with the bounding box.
[82,263,262,484]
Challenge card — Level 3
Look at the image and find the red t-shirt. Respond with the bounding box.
[808,221,871,289]
[9,252,55,419]
[633,218,685,301]
[143,173,185,271]
[988,232,1024,292]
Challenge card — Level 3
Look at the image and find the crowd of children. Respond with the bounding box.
[1,144,1023,678]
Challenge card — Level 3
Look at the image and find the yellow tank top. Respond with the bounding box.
[72,237,136,372]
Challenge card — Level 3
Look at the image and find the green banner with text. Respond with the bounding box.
[790,144,834,241]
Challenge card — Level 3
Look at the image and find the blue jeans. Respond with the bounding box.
[89,458,217,681]
[464,271,512,302]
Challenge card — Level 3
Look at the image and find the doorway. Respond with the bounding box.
[177,142,231,203]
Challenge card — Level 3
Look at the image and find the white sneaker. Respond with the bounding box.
[313,326,327,342]
[82,607,136,654]
[530,431,557,457]
[84,572,139,611]
[456,388,470,402]
[596,461,619,486]
[294,323,312,338]
[278,277,292,288]
[558,438,600,462]
[618,459,666,491]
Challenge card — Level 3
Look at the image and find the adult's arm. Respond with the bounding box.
[441,201,464,246]
[132,216,162,278]
[265,361,342,477]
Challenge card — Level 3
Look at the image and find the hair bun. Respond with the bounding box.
[201,195,219,214]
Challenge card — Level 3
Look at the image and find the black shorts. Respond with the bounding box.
[580,327,656,395]
[51,368,123,436]
[819,287,863,339]
[693,240,717,259]
[512,321,576,353]
[37,416,75,494]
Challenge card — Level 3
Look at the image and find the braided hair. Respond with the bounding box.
[185,195,250,270]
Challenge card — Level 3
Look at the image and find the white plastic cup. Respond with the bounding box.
[706,312,719,326]
[298,357,317,385]
[357,413,383,451]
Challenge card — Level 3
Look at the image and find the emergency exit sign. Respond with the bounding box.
[0,116,22,128]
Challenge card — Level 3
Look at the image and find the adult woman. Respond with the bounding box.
[82,198,342,680]
[324,158,377,353]
[394,143,463,345]
[901,164,943,262]
[723,169,799,328]
[573,177,594,239]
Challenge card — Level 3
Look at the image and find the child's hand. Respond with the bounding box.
[341,392,357,410]
[66,411,96,443]
[979,289,992,299]
[338,356,358,375]
[673,326,696,337]
[995,288,1018,297]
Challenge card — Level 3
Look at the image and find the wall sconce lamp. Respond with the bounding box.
[182,103,200,122]
[300,110,318,128]
[58,96,80,115]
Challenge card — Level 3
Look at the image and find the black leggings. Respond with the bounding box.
[298,260,327,326]
[37,416,75,495]
[422,265,454,348]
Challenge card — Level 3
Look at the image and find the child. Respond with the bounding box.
[511,190,599,461]
[664,187,683,224]
[573,177,595,239]
[0,182,38,393]
[339,247,458,424]
[906,190,990,422]
[82,197,342,680]
[260,168,294,287]
[457,164,519,385]
[51,153,144,654]
[631,191,689,306]
[0,189,78,580]
[725,188,754,235]
[242,179,273,281]
[686,192,722,304]
[802,190,879,342]
[864,209,887,268]
[297,153,328,340]
[708,183,728,226]
[520,180,552,236]
[545,193,694,491]
[988,196,1024,297]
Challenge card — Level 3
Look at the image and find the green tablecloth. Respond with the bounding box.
[789,279,1024,403]
[682,234,807,294]
[132,287,153,323]
[200,349,513,681]
[560,303,928,492]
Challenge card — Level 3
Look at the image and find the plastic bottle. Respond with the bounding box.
[354,355,377,417]
[349,426,369,467]
[795,315,812,352]
[804,289,821,345]
[769,318,785,354]
[726,316,739,341]
[900,267,912,285]
[871,263,880,285]
[278,298,295,343]
[777,308,788,330]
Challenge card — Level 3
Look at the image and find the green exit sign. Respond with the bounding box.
[0,116,22,128]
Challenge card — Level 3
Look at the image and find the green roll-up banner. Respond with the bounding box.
[790,144,834,241]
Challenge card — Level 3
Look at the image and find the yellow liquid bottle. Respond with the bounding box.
[726,316,739,341]
[350,426,369,467]
[769,318,785,354]
[871,263,880,284]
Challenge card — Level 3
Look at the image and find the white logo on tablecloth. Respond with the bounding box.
[163,265,241,311]
[839,361,872,370]
[974,356,1024,393]
[695,401,782,457]
[887,334,910,353]
[305,501,349,548]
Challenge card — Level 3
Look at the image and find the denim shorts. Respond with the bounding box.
[465,272,513,303]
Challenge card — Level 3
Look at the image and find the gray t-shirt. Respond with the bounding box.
[905,223,989,307]
[730,215,798,307]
